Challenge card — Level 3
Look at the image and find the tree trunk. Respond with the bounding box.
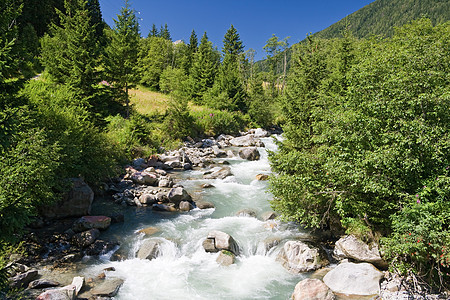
[125,83,129,119]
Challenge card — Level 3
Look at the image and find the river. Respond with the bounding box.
[83,136,310,299]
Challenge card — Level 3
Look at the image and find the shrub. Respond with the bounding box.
[191,108,249,136]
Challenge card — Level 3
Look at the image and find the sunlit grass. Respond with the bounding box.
[129,85,170,115]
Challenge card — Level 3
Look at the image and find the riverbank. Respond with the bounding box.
[5,129,448,299]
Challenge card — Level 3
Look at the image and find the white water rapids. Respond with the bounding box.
[84,136,312,299]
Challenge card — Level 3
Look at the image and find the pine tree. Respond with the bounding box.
[188,32,219,102]
[40,0,100,96]
[148,23,158,37]
[87,0,104,40]
[104,0,140,118]
[160,23,171,41]
[222,24,244,59]
[0,0,21,83]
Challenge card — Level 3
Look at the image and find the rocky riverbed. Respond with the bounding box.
[5,128,448,300]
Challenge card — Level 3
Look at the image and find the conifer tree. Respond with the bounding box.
[104,0,140,118]
[181,29,198,74]
[40,0,100,96]
[148,23,158,37]
[160,23,171,41]
[209,25,247,111]
[188,32,219,102]
[222,24,244,59]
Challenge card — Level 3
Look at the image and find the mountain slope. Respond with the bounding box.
[314,0,450,39]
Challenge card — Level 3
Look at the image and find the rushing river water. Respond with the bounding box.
[84,136,311,299]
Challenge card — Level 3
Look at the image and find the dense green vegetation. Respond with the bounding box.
[270,18,449,289]
[315,0,450,39]
[0,0,448,294]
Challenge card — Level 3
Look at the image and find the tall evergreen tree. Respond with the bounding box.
[41,0,100,96]
[160,23,171,41]
[148,23,158,37]
[188,32,219,102]
[104,0,140,118]
[222,24,244,59]
[87,0,105,41]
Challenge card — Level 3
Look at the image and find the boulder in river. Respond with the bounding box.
[261,211,277,221]
[277,241,329,273]
[196,201,215,209]
[334,235,387,268]
[203,167,232,180]
[292,278,335,300]
[167,187,192,205]
[137,226,160,236]
[72,216,111,232]
[152,203,177,212]
[238,147,260,161]
[137,239,162,260]
[28,279,60,289]
[230,135,263,147]
[216,250,235,266]
[255,174,269,181]
[179,201,194,211]
[139,194,157,205]
[40,178,94,218]
[203,230,240,256]
[36,285,76,300]
[323,262,384,297]
[236,209,257,218]
[91,278,125,297]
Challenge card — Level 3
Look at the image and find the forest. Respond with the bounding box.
[0,0,449,295]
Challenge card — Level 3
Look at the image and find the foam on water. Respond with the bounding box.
[82,135,308,299]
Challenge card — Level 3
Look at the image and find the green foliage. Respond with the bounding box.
[187,32,220,103]
[270,18,449,288]
[222,24,244,58]
[138,36,174,90]
[105,113,159,158]
[159,67,187,94]
[315,0,450,39]
[0,0,21,82]
[40,0,101,95]
[247,77,275,128]
[191,109,248,136]
[21,80,119,185]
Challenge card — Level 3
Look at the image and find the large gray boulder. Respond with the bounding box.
[36,285,76,300]
[216,250,235,266]
[238,147,260,161]
[167,187,191,205]
[40,178,94,218]
[334,235,387,268]
[9,269,38,288]
[292,278,335,300]
[229,135,264,147]
[136,239,162,260]
[91,278,124,297]
[203,167,232,180]
[277,241,329,273]
[203,230,240,256]
[323,262,384,297]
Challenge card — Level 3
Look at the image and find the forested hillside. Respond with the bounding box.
[315,0,450,39]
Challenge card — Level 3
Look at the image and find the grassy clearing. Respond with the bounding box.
[129,85,170,115]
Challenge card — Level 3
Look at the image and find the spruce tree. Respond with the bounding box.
[104,0,140,118]
[188,32,219,102]
[222,24,244,59]
[160,23,171,41]
[148,24,158,37]
[40,0,100,96]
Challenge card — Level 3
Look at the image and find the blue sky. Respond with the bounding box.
[99,0,374,60]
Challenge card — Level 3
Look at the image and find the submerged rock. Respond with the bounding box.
[203,167,232,180]
[72,216,111,232]
[196,201,215,209]
[277,241,329,273]
[236,209,257,218]
[136,239,162,260]
[323,262,384,297]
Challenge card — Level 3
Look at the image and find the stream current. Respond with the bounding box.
[85,136,311,299]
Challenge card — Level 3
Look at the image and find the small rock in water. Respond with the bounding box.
[236,209,257,218]
[255,174,269,181]
[136,239,162,260]
[91,278,125,297]
[137,227,160,236]
[28,279,60,289]
[216,250,235,266]
[196,201,215,209]
[179,201,194,211]
[238,147,260,161]
[201,183,215,189]
[261,211,278,221]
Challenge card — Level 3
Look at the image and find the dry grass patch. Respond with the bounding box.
[129,85,170,115]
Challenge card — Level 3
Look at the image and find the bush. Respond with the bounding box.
[191,108,249,136]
